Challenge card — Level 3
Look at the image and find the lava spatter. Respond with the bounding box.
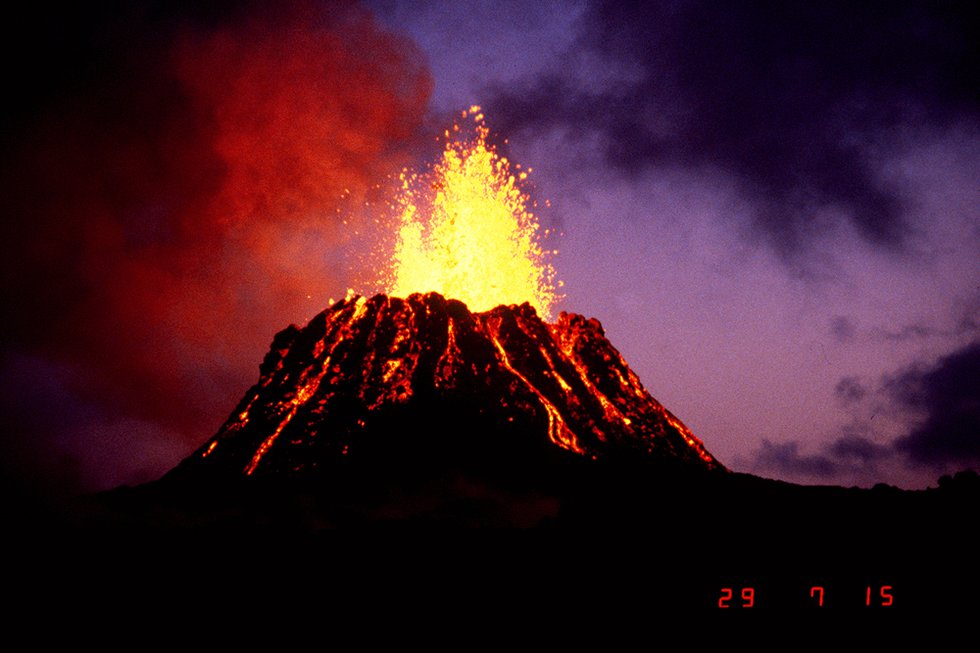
[381,107,560,320]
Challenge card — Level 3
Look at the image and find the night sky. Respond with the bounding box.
[1,0,977,498]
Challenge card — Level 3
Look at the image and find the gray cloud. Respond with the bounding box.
[830,315,858,343]
[834,376,868,406]
[751,439,840,479]
[828,433,890,466]
[488,0,978,258]
[749,431,894,482]
[766,340,980,483]
[891,340,980,467]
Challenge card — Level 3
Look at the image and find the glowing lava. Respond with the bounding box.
[174,109,724,481]
[382,106,560,319]
[180,293,724,479]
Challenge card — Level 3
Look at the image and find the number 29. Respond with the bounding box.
[718,587,755,608]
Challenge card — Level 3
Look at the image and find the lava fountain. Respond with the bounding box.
[171,106,722,481]
[380,106,560,319]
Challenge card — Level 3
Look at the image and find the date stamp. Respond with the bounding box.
[717,584,895,609]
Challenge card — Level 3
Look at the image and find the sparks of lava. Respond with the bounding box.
[381,106,560,320]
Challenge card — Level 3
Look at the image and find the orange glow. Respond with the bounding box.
[560,342,630,432]
[382,107,560,319]
[435,317,462,389]
[194,293,722,477]
[244,296,369,475]
[487,329,584,455]
[664,411,716,465]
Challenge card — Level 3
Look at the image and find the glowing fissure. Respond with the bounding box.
[488,330,584,455]
[551,323,634,436]
[664,411,715,464]
[382,106,559,319]
[551,315,717,464]
[564,353,629,435]
[244,297,369,476]
[617,364,647,400]
[368,297,417,408]
[202,391,262,457]
[186,292,724,478]
[435,317,462,388]
[515,320,575,396]
[244,406,297,476]
[515,320,609,442]
[244,368,329,475]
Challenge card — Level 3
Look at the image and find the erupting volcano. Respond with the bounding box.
[175,292,720,480]
[171,108,722,484]
[80,108,975,611]
[381,106,560,319]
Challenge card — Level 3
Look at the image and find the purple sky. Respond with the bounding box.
[366,0,979,489]
[1,0,977,495]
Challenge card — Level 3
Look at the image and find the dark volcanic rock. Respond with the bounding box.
[169,292,722,482]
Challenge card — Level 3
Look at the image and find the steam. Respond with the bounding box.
[0,1,431,492]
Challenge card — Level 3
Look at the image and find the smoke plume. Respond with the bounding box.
[0,1,431,493]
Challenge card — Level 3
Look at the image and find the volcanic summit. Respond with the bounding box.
[168,108,722,488]
[172,291,722,481]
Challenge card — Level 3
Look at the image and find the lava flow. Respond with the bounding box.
[177,292,721,478]
[172,108,722,480]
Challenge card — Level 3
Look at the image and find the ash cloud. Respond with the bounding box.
[0,1,431,493]
[751,339,980,484]
[890,340,980,467]
[752,440,841,479]
[749,430,893,483]
[834,376,867,406]
[871,307,980,342]
[828,433,891,466]
[488,0,978,256]
[830,315,858,343]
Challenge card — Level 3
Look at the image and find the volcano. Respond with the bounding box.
[66,292,980,610]
[144,110,731,529]
[170,292,722,483]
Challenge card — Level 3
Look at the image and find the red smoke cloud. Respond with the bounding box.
[0,1,431,490]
